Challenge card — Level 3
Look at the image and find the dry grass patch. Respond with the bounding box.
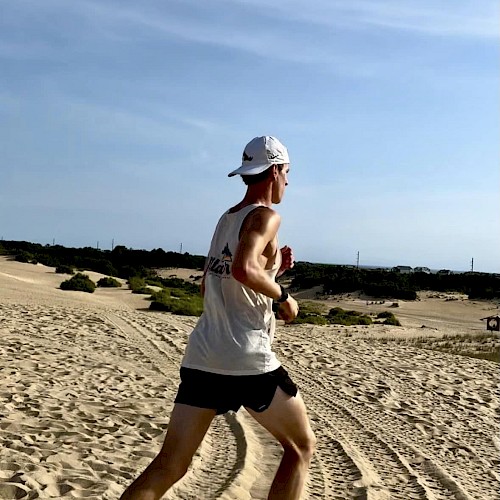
[373,332,500,363]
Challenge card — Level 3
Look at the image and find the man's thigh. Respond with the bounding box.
[245,388,314,447]
[159,403,216,463]
[241,366,297,413]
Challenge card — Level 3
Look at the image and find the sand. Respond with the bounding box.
[0,257,499,499]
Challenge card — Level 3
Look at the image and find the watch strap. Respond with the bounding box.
[277,285,289,303]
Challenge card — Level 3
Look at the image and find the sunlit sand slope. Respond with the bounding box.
[0,258,498,499]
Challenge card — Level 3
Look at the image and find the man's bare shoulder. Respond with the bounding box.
[242,206,281,235]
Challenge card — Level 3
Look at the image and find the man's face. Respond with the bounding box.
[272,164,290,204]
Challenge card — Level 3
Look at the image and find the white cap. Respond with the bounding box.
[228,136,289,177]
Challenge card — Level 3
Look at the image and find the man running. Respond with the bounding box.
[121,135,316,500]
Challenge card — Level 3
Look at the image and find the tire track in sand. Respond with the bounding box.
[275,326,498,500]
[107,313,254,500]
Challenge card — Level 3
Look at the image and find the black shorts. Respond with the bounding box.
[174,365,298,415]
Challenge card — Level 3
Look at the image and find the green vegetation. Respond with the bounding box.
[150,288,204,316]
[292,302,329,325]
[127,274,203,316]
[60,273,96,293]
[2,239,498,322]
[2,240,498,300]
[288,262,499,301]
[376,311,401,326]
[97,277,122,288]
[327,307,373,326]
[128,276,153,294]
[0,240,205,280]
[291,304,379,326]
[56,265,75,274]
[147,276,200,295]
[15,251,33,263]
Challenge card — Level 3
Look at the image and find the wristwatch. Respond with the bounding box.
[272,285,289,312]
[277,285,289,303]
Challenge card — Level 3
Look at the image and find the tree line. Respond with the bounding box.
[1,240,498,300]
[288,263,500,300]
[0,240,205,279]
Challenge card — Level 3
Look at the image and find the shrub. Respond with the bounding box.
[119,266,142,279]
[97,277,122,288]
[327,307,372,326]
[376,311,401,326]
[37,254,61,268]
[154,277,200,295]
[376,311,394,318]
[56,265,75,274]
[128,276,153,294]
[291,301,329,325]
[292,314,329,325]
[60,273,96,293]
[383,316,401,326]
[149,289,203,316]
[15,252,33,263]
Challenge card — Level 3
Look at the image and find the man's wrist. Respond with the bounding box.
[276,284,289,303]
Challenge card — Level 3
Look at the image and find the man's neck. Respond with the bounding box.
[228,184,273,213]
[242,184,273,207]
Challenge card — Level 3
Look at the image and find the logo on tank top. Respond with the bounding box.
[207,243,232,277]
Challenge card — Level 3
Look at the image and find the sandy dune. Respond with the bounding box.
[0,257,499,499]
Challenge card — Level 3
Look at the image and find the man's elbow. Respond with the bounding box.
[232,263,259,286]
[232,264,248,284]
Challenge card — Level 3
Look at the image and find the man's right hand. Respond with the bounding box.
[277,295,299,323]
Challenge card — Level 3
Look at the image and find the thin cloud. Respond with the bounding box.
[0,1,404,72]
[71,0,338,66]
[230,0,499,39]
[46,94,223,147]
[3,0,494,80]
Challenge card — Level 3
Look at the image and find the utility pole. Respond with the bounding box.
[356,251,360,269]
[111,238,114,251]
[180,243,183,254]
[471,257,474,272]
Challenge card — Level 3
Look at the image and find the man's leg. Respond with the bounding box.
[245,388,316,500]
[120,403,216,500]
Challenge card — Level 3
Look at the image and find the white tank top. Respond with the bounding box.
[181,204,282,375]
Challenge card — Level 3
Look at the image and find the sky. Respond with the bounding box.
[0,0,498,273]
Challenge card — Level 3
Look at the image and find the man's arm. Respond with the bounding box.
[232,207,282,299]
[232,207,298,322]
[277,245,295,277]
[200,257,210,297]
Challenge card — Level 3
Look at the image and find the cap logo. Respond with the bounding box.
[229,136,288,177]
[267,149,280,160]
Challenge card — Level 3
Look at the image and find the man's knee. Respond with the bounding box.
[156,451,191,482]
[282,429,316,463]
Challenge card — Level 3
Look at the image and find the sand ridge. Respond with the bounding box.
[0,257,499,499]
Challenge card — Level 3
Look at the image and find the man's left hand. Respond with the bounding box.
[277,245,294,277]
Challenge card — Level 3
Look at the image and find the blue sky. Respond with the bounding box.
[1,0,498,272]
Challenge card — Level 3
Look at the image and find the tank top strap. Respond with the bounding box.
[227,203,266,238]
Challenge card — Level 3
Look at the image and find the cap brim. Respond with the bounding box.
[228,163,271,177]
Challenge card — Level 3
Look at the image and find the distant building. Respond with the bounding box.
[481,315,500,332]
[437,269,451,275]
[392,266,413,274]
[414,266,431,274]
